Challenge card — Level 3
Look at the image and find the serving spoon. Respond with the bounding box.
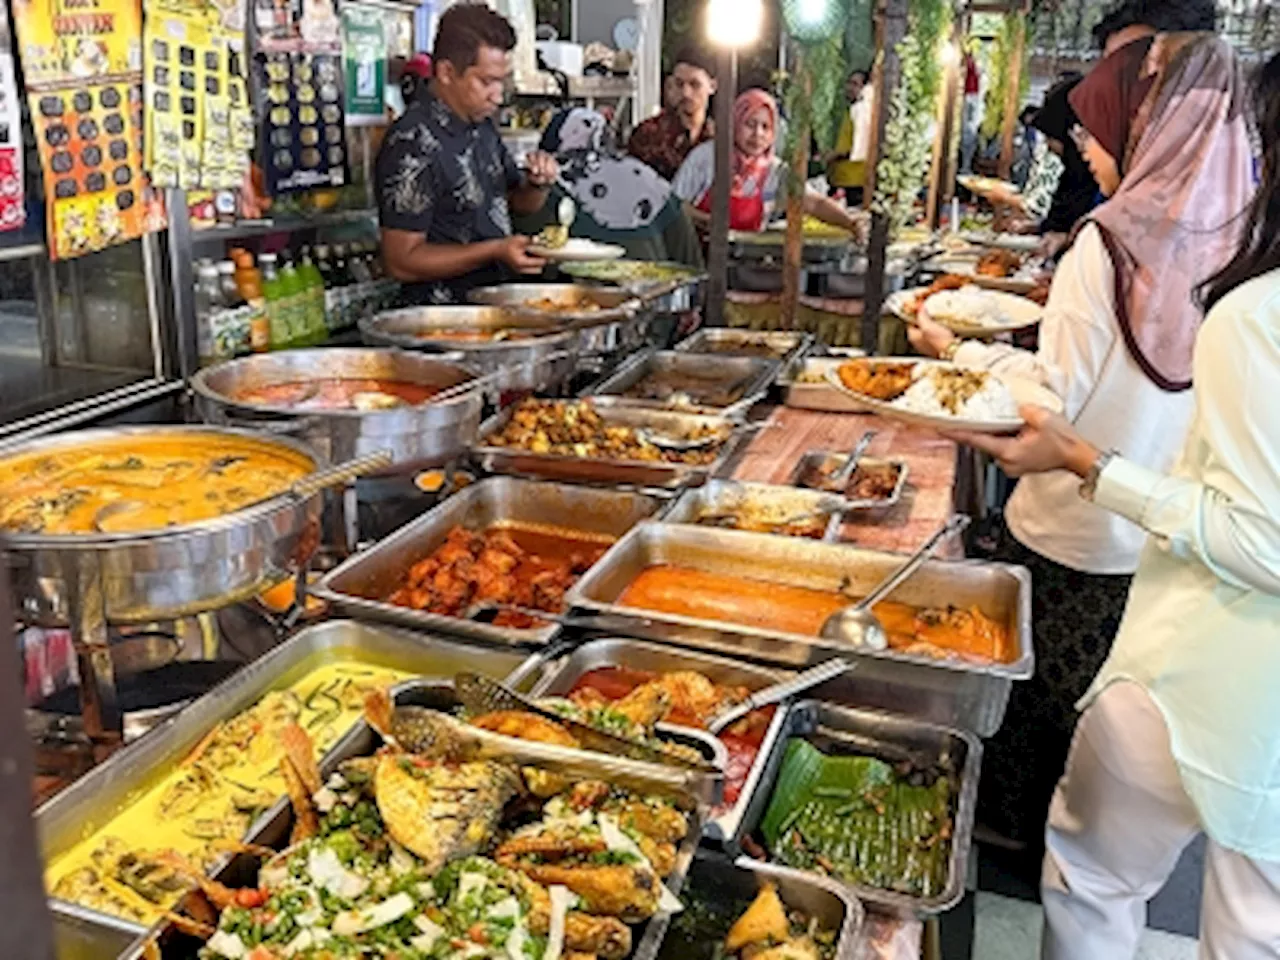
[706,658,853,734]
[818,514,971,649]
[824,429,877,492]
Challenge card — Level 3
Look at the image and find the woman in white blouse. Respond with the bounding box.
[948,46,1280,960]
[908,34,1254,858]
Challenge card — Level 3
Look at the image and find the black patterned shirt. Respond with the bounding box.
[375,90,523,303]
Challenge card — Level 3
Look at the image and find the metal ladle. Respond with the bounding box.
[818,515,971,649]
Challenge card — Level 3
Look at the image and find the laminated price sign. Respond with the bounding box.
[342,4,385,126]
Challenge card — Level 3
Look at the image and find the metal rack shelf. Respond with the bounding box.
[189,208,378,246]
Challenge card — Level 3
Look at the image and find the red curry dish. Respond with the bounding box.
[387,523,613,628]
[567,666,774,807]
[234,378,442,410]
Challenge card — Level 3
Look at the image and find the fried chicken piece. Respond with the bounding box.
[602,798,689,844]
[635,835,677,875]
[522,876,632,960]
[470,710,579,748]
[515,863,660,921]
[836,359,916,402]
[610,683,671,728]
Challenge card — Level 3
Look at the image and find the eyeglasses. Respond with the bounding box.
[1069,123,1091,151]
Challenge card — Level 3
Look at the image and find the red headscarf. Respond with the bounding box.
[731,89,779,199]
[1070,35,1253,390]
[1070,37,1155,170]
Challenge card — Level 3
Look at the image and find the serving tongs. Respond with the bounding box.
[453,671,720,774]
[706,658,853,733]
[90,449,395,533]
[372,701,718,808]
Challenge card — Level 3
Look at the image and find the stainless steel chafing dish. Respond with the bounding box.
[36,620,537,937]
[661,480,853,541]
[635,853,864,960]
[313,476,663,647]
[732,700,981,915]
[787,453,911,513]
[516,636,789,842]
[468,283,652,358]
[674,328,813,369]
[190,347,484,473]
[582,350,779,420]
[559,261,709,314]
[359,305,579,395]
[472,401,753,491]
[566,522,1033,736]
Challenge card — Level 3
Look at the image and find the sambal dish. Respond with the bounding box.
[798,458,903,502]
[616,566,1015,663]
[484,399,726,465]
[0,433,312,535]
[387,522,614,628]
[233,377,442,410]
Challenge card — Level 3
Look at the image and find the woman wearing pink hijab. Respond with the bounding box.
[909,33,1256,875]
[671,88,862,234]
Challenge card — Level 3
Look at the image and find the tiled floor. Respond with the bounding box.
[973,892,1198,959]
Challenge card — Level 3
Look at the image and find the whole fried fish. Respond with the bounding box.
[374,754,519,871]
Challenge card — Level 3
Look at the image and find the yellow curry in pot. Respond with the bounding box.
[0,434,313,535]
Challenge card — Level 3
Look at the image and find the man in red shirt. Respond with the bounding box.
[628,48,717,181]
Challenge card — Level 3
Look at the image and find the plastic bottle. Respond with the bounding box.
[194,263,224,367]
[279,252,305,347]
[217,260,251,356]
[298,247,328,345]
[260,253,290,350]
[233,250,270,352]
[330,243,353,331]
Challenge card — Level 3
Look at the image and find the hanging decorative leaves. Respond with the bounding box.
[981,12,1031,141]
[870,0,951,236]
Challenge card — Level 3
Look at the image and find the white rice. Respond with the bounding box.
[925,287,1012,328]
[892,367,1020,422]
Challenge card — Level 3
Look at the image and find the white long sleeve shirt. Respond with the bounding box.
[1083,270,1280,860]
[950,223,1195,574]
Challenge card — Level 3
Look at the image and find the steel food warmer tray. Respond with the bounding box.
[673,328,814,369]
[471,401,754,491]
[732,700,981,915]
[313,476,664,647]
[567,522,1033,737]
[581,350,779,420]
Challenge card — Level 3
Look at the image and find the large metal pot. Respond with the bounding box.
[0,426,324,627]
[467,283,651,358]
[360,305,578,395]
[191,348,483,473]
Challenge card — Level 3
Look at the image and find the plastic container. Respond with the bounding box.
[260,252,289,350]
[299,247,327,345]
[233,249,269,352]
[279,252,306,346]
[194,263,223,367]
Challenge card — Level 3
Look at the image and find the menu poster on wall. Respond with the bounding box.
[0,1,25,232]
[143,0,254,189]
[11,0,164,258]
[341,4,385,126]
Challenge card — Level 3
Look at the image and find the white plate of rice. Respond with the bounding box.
[528,238,626,262]
[825,359,1063,434]
[923,286,1043,336]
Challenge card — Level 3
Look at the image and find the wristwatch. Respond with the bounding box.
[940,339,963,362]
[1079,449,1119,502]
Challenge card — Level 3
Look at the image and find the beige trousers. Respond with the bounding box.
[1041,680,1280,960]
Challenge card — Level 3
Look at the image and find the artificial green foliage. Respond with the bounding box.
[981,13,1032,141]
[870,0,952,236]
[779,0,851,198]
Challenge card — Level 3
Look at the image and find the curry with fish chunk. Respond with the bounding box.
[0,433,312,535]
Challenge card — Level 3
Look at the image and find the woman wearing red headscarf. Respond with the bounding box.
[909,33,1255,872]
[671,88,863,234]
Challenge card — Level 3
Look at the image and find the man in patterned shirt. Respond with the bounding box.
[627,49,716,181]
[375,4,559,303]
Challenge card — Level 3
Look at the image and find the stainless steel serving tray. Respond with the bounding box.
[582,350,779,420]
[520,636,790,841]
[129,681,718,960]
[313,476,664,646]
[728,231,858,270]
[662,480,851,541]
[779,357,872,413]
[635,852,864,960]
[567,523,1033,737]
[788,452,911,513]
[36,620,535,937]
[732,700,981,915]
[674,328,814,369]
[559,261,709,314]
[472,401,752,490]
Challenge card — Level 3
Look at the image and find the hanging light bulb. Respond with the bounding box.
[707,0,765,48]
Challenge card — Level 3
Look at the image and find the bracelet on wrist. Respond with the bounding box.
[940,339,963,362]
[1079,448,1119,502]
